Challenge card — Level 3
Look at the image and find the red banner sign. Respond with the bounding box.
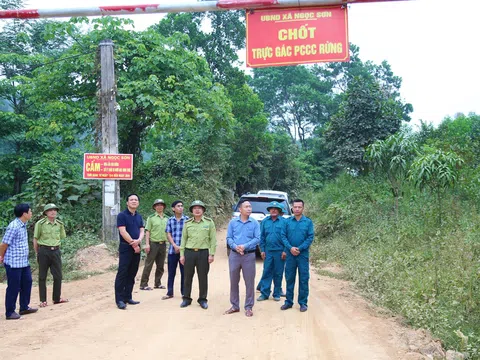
[246,6,349,67]
[83,153,133,180]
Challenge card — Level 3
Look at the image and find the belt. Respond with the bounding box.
[186,248,208,252]
[39,245,60,250]
[232,249,256,254]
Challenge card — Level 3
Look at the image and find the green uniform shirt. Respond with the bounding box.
[145,213,168,242]
[34,218,66,247]
[180,216,216,256]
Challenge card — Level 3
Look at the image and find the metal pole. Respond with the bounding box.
[0,0,409,19]
[99,40,121,243]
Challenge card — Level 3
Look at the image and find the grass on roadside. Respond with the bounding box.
[305,173,480,358]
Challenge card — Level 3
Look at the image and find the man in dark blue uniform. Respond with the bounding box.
[114,194,144,310]
[281,199,314,312]
[257,201,286,302]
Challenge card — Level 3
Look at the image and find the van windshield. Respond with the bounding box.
[235,198,290,215]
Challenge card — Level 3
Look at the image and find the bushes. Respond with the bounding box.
[307,173,480,356]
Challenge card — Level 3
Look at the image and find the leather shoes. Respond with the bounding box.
[199,301,208,310]
[126,300,140,305]
[180,300,191,308]
[19,307,38,315]
[300,305,308,312]
[117,301,127,309]
[280,304,292,310]
[6,312,21,320]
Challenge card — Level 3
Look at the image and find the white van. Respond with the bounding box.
[257,190,290,206]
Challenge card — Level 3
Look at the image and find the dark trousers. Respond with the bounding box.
[285,253,310,306]
[167,253,184,296]
[4,265,32,317]
[259,250,285,298]
[114,242,140,304]
[228,251,256,310]
[140,242,166,288]
[37,246,62,303]
[183,249,209,304]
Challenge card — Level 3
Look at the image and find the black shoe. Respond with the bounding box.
[126,299,140,305]
[280,304,292,311]
[6,312,21,320]
[300,305,308,312]
[19,307,38,315]
[180,300,191,308]
[117,301,127,310]
[199,301,208,310]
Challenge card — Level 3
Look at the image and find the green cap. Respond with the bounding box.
[189,200,206,213]
[266,201,284,213]
[152,199,166,209]
[43,203,59,214]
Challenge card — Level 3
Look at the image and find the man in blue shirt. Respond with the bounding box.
[281,199,314,312]
[114,194,144,310]
[162,200,188,300]
[224,200,260,317]
[257,201,286,302]
[0,203,38,320]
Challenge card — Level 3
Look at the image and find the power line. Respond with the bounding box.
[0,49,96,75]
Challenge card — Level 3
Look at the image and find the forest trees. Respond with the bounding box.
[0,8,414,216]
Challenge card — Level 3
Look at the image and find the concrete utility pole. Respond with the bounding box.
[99,40,121,243]
[0,0,408,19]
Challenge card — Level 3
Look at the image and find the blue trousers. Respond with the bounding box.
[114,242,140,304]
[284,253,310,306]
[4,265,32,317]
[259,250,285,298]
[166,253,184,297]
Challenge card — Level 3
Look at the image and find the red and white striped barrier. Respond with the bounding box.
[0,0,408,19]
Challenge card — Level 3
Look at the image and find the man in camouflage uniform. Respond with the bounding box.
[33,203,68,307]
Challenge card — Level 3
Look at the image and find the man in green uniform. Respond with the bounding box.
[179,200,216,309]
[33,203,68,307]
[140,199,168,290]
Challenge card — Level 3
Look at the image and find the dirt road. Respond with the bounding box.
[1,228,412,360]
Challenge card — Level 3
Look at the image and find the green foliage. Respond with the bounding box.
[307,173,480,357]
[0,12,75,195]
[409,149,464,194]
[249,65,338,150]
[365,132,418,220]
[326,75,411,171]
[154,11,246,86]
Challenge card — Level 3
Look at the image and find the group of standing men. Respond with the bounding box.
[1,194,314,320]
[225,198,314,316]
[0,203,69,320]
[113,194,314,317]
[114,195,216,310]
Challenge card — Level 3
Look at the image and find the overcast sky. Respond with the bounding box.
[22,0,480,127]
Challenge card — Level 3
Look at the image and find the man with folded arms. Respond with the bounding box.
[0,203,38,320]
[224,200,260,317]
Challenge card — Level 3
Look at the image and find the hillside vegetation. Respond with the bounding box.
[1,1,480,357]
